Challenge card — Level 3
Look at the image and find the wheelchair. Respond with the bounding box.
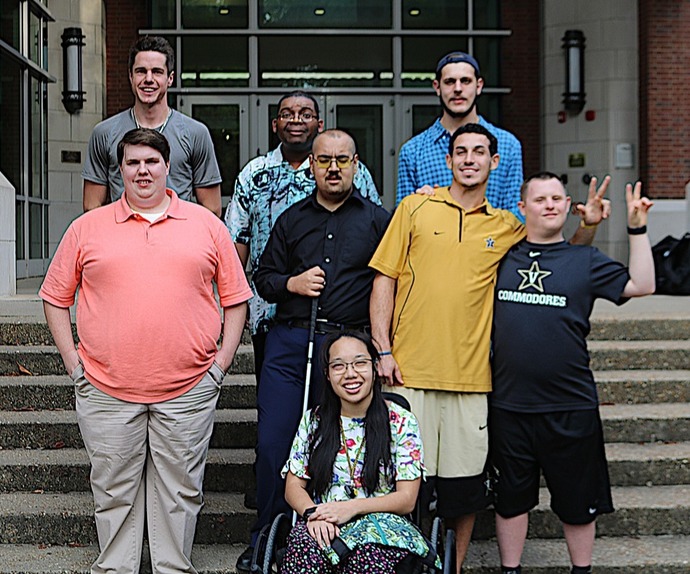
[249,393,457,574]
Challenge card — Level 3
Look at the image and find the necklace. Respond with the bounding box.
[339,417,366,498]
[130,107,173,133]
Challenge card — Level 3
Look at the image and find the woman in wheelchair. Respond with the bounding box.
[280,331,433,573]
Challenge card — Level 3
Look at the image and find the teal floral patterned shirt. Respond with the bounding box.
[282,401,425,502]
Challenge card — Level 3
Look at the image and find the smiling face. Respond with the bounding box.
[120,143,170,212]
[433,62,483,119]
[326,336,376,414]
[519,177,572,242]
[272,95,324,153]
[129,51,174,107]
[446,131,498,191]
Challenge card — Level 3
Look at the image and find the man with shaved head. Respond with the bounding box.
[236,130,390,566]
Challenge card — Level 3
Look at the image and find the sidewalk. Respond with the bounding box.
[2,278,688,323]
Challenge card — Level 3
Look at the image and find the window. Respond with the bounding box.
[0,0,54,273]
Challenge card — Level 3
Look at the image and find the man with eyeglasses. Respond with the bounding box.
[234,130,390,571]
[226,91,380,397]
[396,51,524,220]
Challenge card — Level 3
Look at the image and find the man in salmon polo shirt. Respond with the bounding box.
[40,128,252,574]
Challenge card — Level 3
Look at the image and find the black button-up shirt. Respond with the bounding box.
[254,189,390,326]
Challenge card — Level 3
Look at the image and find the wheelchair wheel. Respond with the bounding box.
[442,527,456,574]
[261,513,292,573]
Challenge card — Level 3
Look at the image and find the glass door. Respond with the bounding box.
[325,96,395,211]
[177,95,249,208]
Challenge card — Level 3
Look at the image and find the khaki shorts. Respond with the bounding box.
[398,387,488,478]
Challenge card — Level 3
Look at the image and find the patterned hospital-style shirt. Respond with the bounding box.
[282,401,425,503]
[225,144,381,335]
[396,116,524,220]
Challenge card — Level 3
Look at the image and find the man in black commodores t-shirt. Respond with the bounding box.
[489,172,656,574]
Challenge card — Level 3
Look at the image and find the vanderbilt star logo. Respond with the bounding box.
[517,260,552,293]
[485,237,495,249]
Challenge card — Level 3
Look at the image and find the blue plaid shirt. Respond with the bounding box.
[396,117,524,220]
[225,145,381,334]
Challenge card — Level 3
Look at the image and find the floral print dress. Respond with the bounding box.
[279,402,426,573]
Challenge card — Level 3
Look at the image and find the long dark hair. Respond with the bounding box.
[307,331,394,500]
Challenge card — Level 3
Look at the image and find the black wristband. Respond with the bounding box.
[302,506,317,519]
[627,225,647,235]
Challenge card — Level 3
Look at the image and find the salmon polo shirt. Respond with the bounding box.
[40,190,252,403]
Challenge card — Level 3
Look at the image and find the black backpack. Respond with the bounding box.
[652,233,690,295]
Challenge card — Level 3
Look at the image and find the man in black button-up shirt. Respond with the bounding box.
[248,130,390,553]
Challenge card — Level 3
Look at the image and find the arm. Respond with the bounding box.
[286,471,340,547]
[83,181,108,212]
[370,273,404,386]
[43,301,80,375]
[234,242,249,268]
[194,184,222,217]
[622,182,655,297]
[213,302,247,372]
[308,478,420,525]
[396,145,416,206]
[570,176,612,245]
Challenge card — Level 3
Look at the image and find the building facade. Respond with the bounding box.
[1,0,687,287]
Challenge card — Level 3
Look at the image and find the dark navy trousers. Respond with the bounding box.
[250,323,326,545]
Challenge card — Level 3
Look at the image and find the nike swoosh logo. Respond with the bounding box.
[434,231,445,235]
[588,507,597,514]
[529,251,541,257]
[479,423,488,431]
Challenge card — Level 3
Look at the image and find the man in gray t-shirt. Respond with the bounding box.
[82,36,222,216]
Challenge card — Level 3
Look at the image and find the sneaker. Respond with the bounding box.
[235,546,254,573]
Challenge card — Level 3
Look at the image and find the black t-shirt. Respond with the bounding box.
[491,240,630,413]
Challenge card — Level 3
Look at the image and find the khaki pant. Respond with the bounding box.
[73,363,224,574]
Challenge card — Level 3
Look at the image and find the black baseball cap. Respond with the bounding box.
[435,51,481,77]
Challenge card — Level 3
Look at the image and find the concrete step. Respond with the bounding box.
[472,484,690,541]
[0,345,256,377]
[464,535,690,573]
[0,374,257,411]
[588,340,690,371]
[1,485,687,546]
[2,402,687,451]
[0,442,686,494]
[2,340,689,376]
[2,536,689,573]
[596,370,690,404]
[0,448,256,494]
[600,402,690,443]
[0,491,254,545]
[0,408,257,450]
[0,370,687,412]
[2,317,686,345]
[0,544,246,574]
[588,318,690,341]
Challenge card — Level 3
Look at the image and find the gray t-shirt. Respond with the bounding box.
[82,108,222,202]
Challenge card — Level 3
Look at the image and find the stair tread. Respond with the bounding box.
[1,485,687,515]
[0,408,258,424]
[1,442,687,465]
[0,536,689,572]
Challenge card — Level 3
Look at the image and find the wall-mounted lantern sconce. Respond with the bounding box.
[562,30,585,114]
[61,27,86,114]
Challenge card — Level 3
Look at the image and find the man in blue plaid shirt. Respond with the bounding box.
[396,52,524,220]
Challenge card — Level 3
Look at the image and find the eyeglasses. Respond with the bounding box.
[328,358,373,375]
[277,111,317,122]
[313,155,355,169]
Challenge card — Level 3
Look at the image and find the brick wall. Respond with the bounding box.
[501,0,541,178]
[104,0,148,117]
[639,0,690,199]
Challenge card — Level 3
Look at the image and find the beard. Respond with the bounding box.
[440,93,478,120]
